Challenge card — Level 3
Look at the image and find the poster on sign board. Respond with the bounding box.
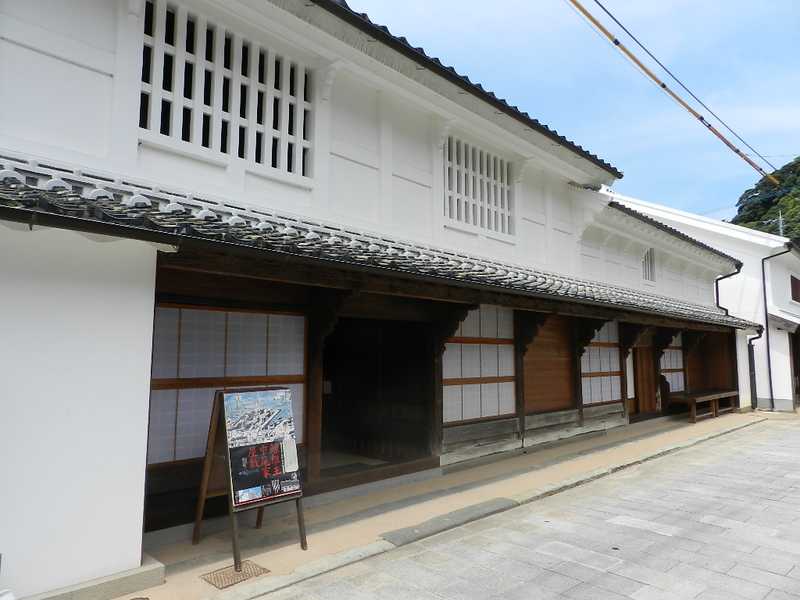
[221,387,302,508]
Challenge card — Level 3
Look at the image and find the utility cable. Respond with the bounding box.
[565,0,780,185]
[592,0,778,173]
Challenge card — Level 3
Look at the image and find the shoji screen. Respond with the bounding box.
[660,333,685,393]
[580,321,623,405]
[442,305,515,423]
[148,306,306,465]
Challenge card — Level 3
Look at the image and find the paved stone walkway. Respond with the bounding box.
[262,418,800,599]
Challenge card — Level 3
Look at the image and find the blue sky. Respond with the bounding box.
[349,0,800,219]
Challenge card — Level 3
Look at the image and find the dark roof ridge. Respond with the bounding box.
[310,0,623,180]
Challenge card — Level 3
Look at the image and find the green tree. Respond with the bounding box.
[731,156,800,238]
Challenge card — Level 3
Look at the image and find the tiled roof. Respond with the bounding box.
[0,172,756,330]
[311,0,623,180]
[607,201,742,267]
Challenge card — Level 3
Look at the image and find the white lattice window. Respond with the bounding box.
[444,137,514,235]
[139,1,313,176]
[660,333,685,393]
[442,305,515,424]
[580,321,623,405]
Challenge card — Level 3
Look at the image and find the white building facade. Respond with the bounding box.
[0,1,758,597]
[607,189,800,411]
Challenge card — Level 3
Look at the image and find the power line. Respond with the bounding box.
[591,0,779,173]
[565,0,780,186]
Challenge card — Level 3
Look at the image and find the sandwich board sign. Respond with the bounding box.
[193,387,307,570]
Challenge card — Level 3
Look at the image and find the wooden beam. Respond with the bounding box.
[305,289,355,482]
[158,251,734,333]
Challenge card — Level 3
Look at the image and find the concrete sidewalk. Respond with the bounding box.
[117,412,769,600]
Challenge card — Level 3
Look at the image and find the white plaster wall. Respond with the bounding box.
[0,225,157,597]
[609,194,800,408]
[735,330,753,409]
[0,0,720,310]
[0,0,118,160]
[766,253,800,319]
[766,326,794,409]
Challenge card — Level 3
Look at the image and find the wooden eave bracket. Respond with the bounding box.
[619,323,650,358]
[433,304,476,353]
[653,328,680,362]
[514,310,549,356]
[573,317,608,355]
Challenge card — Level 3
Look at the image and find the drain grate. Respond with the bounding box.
[201,560,269,589]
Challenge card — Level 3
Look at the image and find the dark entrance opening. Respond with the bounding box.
[320,317,433,479]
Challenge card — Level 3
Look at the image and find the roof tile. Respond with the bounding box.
[0,175,756,330]
[311,0,623,179]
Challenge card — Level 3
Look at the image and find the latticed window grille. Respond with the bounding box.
[580,321,623,405]
[139,0,313,176]
[642,247,656,282]
[444,137,513,235]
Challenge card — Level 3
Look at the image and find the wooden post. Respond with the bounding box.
[306,333,324,482]
[514,320,527,444]
[305,290,355,482]
[572,317,608,426]
[514,311,549,443]
[619,341,628,419]
[431,304,475,458]
[653,328,679,413]
[729,329,740,411]
[431,337,444,458]
[619,323,648,418]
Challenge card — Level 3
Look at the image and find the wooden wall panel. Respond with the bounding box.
[704,331,736,390]
[685,331,736,391]
[686,345,706,392]
[523,315,575,414]
[633,346,657,414]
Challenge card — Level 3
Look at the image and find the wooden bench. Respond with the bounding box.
[668,390,738,423]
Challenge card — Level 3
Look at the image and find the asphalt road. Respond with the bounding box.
[264,417,800,599]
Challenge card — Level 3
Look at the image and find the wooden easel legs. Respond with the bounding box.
[230,510,242,572]
[228,497,308,572]
[297,498,308,551]
[253,499,306,549]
